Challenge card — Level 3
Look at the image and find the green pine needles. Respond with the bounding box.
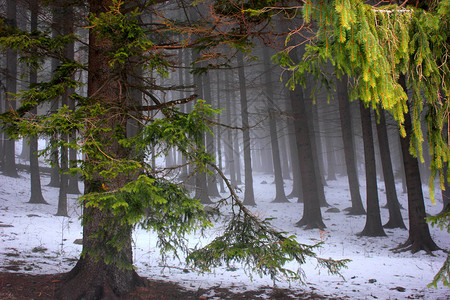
[0,0,349,286]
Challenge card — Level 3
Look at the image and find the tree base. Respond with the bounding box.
[271,196,290,203]
[383,219,406,229]
[55,258,145,300]
[392,236,441,254]
[296,218,326,230]
[344,206,366,215]
[28,196,48,205]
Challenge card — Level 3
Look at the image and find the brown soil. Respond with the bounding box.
[0,272,330,299]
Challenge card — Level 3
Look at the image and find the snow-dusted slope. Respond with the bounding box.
[0,167,449,299]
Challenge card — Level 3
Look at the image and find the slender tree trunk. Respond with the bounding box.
[336,75,365,215]
[262,46,287,203]
[56,133,68,216]
[3,0,19,178]
[305,89,328,207]
[290,84,325,229]
[224,71,237,186]
[203,72,221,198]
[28,0,47,205]
[376,109,405,229]
[47,7,62,187]
[237,52,255,205]
[395,74,440,253]
[216,71,225,193]
[192,57,212,204]
[358,103,386,237]
[324,101,337,181]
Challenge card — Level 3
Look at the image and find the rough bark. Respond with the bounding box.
[237,52,255,206]
[375,109,405,229]
[56,1,144,297]
[394,75,440,253]
[358,103,386,237]
[336,75,365,215]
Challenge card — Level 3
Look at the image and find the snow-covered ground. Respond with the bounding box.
[0,152,449,299]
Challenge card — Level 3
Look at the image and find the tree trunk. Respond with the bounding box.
[216,71,226,193]
[56,1,144,297]
[290,84,325,229]
[336,75,365,215]
[56,134,68,217]
[324,101,337,181]
[203,71,221,198]
[224,71,238,186]
[395,74,440,253]
[47,6,62,188]
[237,52,255,206]
[358,103,386,237]
[305,89,328,207]
[262,46,287,203]
[28,0,47,205]
[191,52,212,204]
[376,109,406,229]
[3,0,19,178]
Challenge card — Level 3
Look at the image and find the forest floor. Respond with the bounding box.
[0,154,449,299]
[0,272,329,299]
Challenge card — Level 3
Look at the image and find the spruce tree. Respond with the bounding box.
[0,0,348,297]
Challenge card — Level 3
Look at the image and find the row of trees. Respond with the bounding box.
[0,0,449,298]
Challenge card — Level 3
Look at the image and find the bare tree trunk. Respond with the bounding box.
[395,74,440,253]
[3,0,19,178]
[336,75,365,215]
[262,46,287,203]
[324,101,338,181]
[237,52,255,205]
[203,72,221,198]
[28,0,47,205]
[358,103,386,237]
[290,83,325,229]
[224,71,237,185]
[376,109,405,229]
[305,90,328,207]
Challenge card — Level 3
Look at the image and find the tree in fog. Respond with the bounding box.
[0,1,348,297]
[2,0,18,178]
[336,75,365,215]
[358,102,386,237]
[375,108,405,229]
[237,51,256,206]
[27,0,47,205]
[262,45,287,203]
[275,0,448,250]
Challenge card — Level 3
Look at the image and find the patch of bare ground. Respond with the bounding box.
[0,272,333,299]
